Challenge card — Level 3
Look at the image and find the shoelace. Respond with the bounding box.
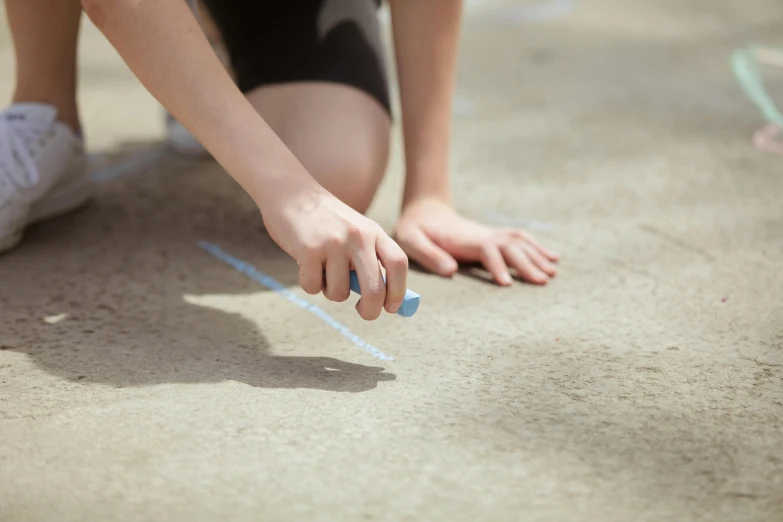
[0,114,49,190]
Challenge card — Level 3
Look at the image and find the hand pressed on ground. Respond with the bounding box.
[394,199,559,286]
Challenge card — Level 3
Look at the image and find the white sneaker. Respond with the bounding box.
[0,103,90,254]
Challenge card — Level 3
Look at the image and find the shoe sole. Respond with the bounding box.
[0,174,92,255]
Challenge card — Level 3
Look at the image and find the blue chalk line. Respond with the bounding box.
[198,241,394,361]
[90,147,169,183]
[731,45,783,126]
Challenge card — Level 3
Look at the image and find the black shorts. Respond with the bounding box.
[199,0,391,115]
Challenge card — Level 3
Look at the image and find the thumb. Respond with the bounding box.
[396,228,458,277]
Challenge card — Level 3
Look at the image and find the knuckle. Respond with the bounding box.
[324,232,345,250]
[345,224,364,243]
[366,280,386,298]
[298,241,323,259]
[494,231,512,244]
[390,252,409,270]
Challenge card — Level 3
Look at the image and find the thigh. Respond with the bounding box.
[247,82,391,214]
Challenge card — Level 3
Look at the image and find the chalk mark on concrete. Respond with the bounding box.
[89,146,171,183]
[731,45,783,154]
[638,224,717,262]
[731,46,783,127]
[605,258,658,280]
[736,349,782,368]
[198,241,394,362]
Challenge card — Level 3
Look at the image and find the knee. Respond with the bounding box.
[312,152,387,215]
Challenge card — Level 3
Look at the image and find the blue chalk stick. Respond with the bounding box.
[349,271,420,318]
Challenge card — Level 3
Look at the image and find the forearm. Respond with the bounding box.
[390,0,462,206]
[82,0,316,208]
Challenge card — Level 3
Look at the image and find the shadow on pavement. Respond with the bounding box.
[0,143,396,393]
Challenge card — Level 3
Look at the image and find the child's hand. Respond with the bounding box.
[262,188,409,320]
[394,199,559,286]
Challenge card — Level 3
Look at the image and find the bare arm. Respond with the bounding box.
[81,0,314,208]
[389,0,463,206]
[80,0,409,319]
[390,0,559,285]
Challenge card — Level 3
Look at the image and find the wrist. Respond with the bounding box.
[402,188,453,209]
[256,176,324,214]
[242,154,323,214]
[402,172,452,209]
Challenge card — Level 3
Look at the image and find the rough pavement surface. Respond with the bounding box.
[1,1,781,521]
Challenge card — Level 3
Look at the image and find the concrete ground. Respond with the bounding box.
[1,1,782,520]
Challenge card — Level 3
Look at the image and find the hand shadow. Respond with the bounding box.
[410,260,543,286]
[0,144,395,393]
[410,261,498,286]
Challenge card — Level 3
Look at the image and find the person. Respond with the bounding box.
[0,0,558,321]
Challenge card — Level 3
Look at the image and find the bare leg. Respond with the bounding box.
[246,83,391,214]
[7,0,82,132]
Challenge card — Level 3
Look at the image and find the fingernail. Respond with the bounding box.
[500,273,513,285]
[440,261,457,275]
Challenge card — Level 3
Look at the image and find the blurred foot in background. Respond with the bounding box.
[0,0,90,254]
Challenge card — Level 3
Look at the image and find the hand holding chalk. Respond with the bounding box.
[349,271,420,318]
